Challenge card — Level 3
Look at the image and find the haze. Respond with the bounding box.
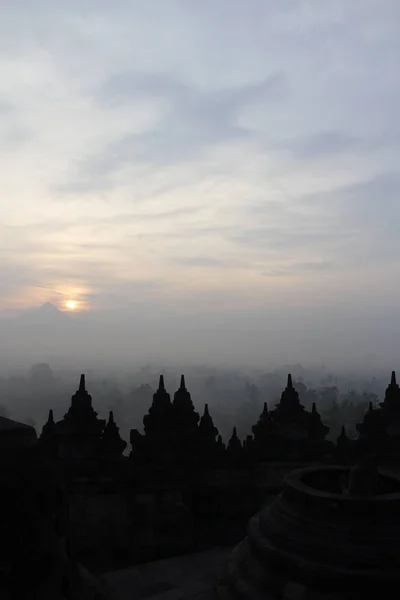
[1,1,400,371]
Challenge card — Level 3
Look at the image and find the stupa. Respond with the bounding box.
[356,371,400,460]
[218,462,400,598]
[41,374,106,462]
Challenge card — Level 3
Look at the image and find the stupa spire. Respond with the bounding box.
[100,410,127,459]
[251,401,271,443]
[180,374,186,390]
[199,403,216,429]
[198,403,219,453]
[275,373,303,414]
[172,374,199,433]
[143,375,172,437]
[380,370,400,411]
[158,375,165,391]
[40,408,56,439]
[227,426,243,464]
[64,371,98,421]
[79,374,86,392]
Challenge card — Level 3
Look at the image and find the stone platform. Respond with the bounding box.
[218,465,400,599]
[102,547,230,600]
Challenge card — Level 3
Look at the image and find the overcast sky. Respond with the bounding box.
[0,1,399,367]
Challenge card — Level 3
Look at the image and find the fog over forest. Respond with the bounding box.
[0,301,396,373]
[0,302,392,450]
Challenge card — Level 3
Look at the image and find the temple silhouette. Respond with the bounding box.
[2,370,400,598]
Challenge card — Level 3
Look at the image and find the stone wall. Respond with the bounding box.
[68,479,131,570]
[65,461,319,572]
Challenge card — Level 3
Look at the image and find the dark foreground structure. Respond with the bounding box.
[218,463,400,599]
[3,371,400,597]
[0,416,110,600]
[2,411,400,598]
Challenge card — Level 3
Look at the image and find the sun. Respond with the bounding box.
[65,300,77,311]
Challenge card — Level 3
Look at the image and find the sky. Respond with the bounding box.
[1,1,400,368]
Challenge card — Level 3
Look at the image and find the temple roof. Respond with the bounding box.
[143,375,173,436]
[100,411,127,457]
[380,370,400,412]
[199,404,219,438]
[275,374,305,412]
[172,375,199,429]
[53,374,105,435]
[357,371,400,436]
[270,374,310,425]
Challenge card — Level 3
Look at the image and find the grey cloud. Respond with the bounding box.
[98,70,285,111]
[288,131,358,159]
[226,172,400,269]
[258,171,400,267]
[85,278,172,312]
[97,72,189,106]
[0,263,43,292]
[229,227,352,253]
[58,72,286,194]
[4,205,203,238]
[262,261,335,277]
[0,99,31,150]
[303,171,400,232]
[105,204,202,223]
[169,256,247,269]
[0,100,14,115]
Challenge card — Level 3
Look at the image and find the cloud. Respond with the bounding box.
[301,171,400,234]
[288,131,358,159]
[261,261,335,278]
[170,256,246,269]
[0,0,400,338]
[58,71,285,194]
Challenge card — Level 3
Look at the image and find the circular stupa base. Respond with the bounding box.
[218,465,400,599]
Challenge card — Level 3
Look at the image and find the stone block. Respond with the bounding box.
[282,581,307,600]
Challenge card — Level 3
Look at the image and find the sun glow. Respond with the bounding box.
[65,300,77,311]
